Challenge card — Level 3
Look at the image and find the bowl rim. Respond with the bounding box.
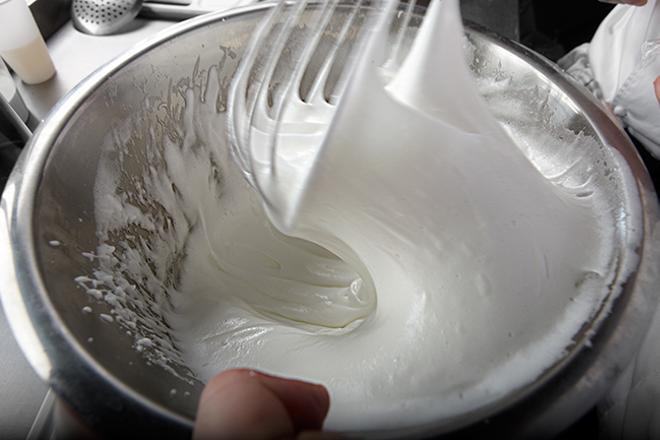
[1,1,658,437]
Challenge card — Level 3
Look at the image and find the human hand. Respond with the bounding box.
[194,369,331,440]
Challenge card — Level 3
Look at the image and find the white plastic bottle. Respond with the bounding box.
[0,0,56,85]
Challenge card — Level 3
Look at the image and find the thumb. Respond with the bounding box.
[194,369,330,440]
[598,0,648,5]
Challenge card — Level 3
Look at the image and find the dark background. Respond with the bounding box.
[522,0,615,61]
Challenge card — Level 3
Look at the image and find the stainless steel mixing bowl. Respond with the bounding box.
[1,3,658,438]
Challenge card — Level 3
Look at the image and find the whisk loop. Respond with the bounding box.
[227,0,418,227]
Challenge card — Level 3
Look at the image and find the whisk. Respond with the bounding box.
[226,0,417,229]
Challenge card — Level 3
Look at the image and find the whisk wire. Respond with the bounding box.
[263,0,341,179]
[229,0,417,219]
[227,0,287,178]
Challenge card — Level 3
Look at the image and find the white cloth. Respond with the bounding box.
[599,235,660,439]
[559,3,660,439]
[561,0,660,158]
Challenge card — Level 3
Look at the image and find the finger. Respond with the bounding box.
[654,76,660,104]
[194,369,331,440]
[297,431,345,440]
[194,369,294,440]
[253,370,330,431]
[598,0,648,5]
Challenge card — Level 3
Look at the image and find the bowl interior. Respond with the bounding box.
[28,3,644,433]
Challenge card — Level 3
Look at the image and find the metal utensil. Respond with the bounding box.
[228,0,360,219]
[71,0,144,35]
[228,0,415,227]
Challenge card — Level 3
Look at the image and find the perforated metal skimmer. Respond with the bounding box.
[72,0,143,35]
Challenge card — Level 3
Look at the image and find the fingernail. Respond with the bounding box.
[654,77,660,104]
[311,384,330,416]
[315,384,329,401]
